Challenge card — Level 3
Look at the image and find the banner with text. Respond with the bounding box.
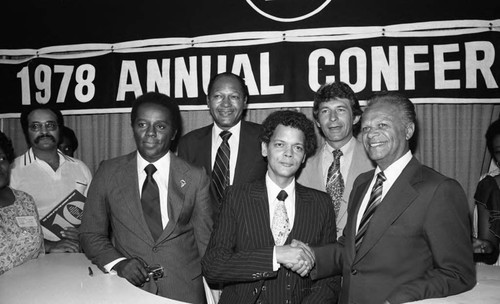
[1,21,499,117]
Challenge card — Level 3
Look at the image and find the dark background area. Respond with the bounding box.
[2,0,499,49]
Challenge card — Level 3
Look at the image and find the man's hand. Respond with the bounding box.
[276,239,316,277]
[473,237,494,254]
[46,239,80,253]
[113,258,150,286]
[60,227,79,241]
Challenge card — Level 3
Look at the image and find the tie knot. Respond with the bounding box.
[333,149,343,159]
[376,172,386,184]
[277,190,288,201]
[220,130,232,142]
[144,164,157,176]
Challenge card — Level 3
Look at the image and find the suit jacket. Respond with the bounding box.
[202,180,340,304]
[177,121,267,202]
[297,138,374,238]
[311,157,476,304]
[80,152,214,304]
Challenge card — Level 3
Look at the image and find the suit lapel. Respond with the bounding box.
[118,152,153,241]
[354,158,420,262]
[159,154,188,242]
[289,184,312,241]
[248,181,275,246]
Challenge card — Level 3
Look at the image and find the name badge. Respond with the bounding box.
[15,216,38,228]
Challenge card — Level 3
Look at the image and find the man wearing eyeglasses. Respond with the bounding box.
[10,105,92,253]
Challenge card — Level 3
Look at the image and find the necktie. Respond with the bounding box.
[326,149,344,220]
[141,164,163,241]
[271,190,290,246]
[212,131,232,202]
[355,172,386,251]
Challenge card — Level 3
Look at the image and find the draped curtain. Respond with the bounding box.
[2,103,499,211]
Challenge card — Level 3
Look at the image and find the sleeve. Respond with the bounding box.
[191,167,215,257]
[201,187,276,284]
[302,195,341,304]
[387,178,476,303]
[79,161,124,269]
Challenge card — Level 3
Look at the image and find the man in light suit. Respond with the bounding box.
[298,81,374,238]
[306,92,476,303]
[202,110,340,304]
[177,72,267,207]
[80,92,214,304]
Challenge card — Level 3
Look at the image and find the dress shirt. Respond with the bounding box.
[211,121,241,185]
[265,173,296,270]
[321,136,356,188]
[104,152,171,272]
[355,151,413,233]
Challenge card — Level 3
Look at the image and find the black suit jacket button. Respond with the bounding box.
[261,286,267,291]
[351,269,358,275]
[152,246,158,252]
[253,287,259,295]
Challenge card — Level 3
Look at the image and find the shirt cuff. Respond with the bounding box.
[104,257,127,274]
[272,246,280,271]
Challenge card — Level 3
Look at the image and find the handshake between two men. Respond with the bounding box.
[276,239,314,277]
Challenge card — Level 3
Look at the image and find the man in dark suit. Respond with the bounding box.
[202,110,339,304]
[177,72,267,207]
[80,92,214,304]
[306,92,476,303]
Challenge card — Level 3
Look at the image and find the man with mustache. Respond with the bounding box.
[10,105,92,253]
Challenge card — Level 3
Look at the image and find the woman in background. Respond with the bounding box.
[0,131,44,275]
[473,119,500,264]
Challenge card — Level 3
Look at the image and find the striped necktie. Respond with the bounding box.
[355,172,386,251]
[212,130,232,202]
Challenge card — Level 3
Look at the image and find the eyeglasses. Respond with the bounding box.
[28,121,59,132]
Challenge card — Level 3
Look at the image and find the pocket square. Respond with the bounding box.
[180,180,186,188]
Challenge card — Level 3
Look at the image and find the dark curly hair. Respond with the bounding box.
[486,119,500,158]
[0,131,15,163]
[260,110,317,158]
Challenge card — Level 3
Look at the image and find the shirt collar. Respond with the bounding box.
[265,172,295,201]
[22,148,71,167]
[375,150,413,181]
[212,120,242,142]
[136,151,171,173]
[324,136,355,155]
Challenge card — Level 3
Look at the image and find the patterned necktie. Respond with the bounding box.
[212,131,232,202]
[355,172,386,251]
[271,190,290,246]
[141,164,163,241]
[326,149,344,219]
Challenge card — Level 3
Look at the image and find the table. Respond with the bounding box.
[409,264,500,303]
[0,253,189,304]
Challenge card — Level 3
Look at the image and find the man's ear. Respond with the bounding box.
[353,115,361,125]
[261,142,268,158]
[405,122,415,140]
[171,130,178,141]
